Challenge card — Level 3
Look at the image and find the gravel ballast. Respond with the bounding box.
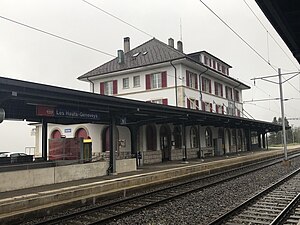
[109,158,300,225]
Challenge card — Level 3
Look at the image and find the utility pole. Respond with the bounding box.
[278,68,288,161]
[250,68,300,162]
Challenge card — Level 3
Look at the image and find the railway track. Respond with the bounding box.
[283,197,300,225]
[26,153,300,225]
[208,167,300,225]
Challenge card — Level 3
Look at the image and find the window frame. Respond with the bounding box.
[190,126,198,148]
[214,82,223,97]
[202,77,211,93]
[122,77,129,89]
[225,86,233,100]
[133,75,140,87]
[104,81,114,95]
[205,127,212,147]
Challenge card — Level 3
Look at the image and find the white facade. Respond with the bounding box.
[38,38,251,164]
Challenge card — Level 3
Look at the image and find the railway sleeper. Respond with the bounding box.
[238,213,276,220]
[246,207,282,213]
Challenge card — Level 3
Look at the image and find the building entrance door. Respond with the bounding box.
[160,125,171,161]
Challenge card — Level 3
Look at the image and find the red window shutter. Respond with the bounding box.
[162,98,168,105]
[100,82,105,95]
[221,85,223,97]
[216,105,219,113]
[187,98,191,108]
[162,71,167,88]
[146,74,151,90]
[202,101,205,111]
[195,74,198,89]
[186,71,190,87]
[222,106,225,114]
[113,80,118,94]
[215,82,218,95]
[209,80,212,93]
[196,100,199,109]
[210,103,213,112]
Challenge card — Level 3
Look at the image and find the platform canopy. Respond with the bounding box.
[0,76,282,133]
[256,0,300,64]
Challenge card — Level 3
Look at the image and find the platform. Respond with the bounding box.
[0,147,298,225]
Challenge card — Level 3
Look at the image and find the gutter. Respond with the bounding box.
[87,77,95,93]
[170,60,178,107]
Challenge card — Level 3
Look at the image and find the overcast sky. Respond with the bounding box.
[1,0,300,152]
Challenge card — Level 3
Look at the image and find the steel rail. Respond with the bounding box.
[31,152,300,225]
[207,167,300,225]
[270,193,300,225]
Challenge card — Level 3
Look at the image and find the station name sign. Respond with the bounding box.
[36,106,100,120]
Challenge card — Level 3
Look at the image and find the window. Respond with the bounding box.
[225,86,233,100]
[186,71,198,89]
[105,81,113,95]
[222,65,226,74]
[75,128,88,139]
[205,127,212,147]
[152,73,161,89]
[212,60,216,69]
[204,55,208,65]
[202,77,211,93]
[123,77,129,89]
[146,72,167,90]
[133,76,140,87]
[237,109,241,117]
[187,98,199,109]
[217,63,221,72]
[100,80,117,95]
[215,104,224,114]
[190,126,198,148]
[214,82,223,97]
[202,101,212,112]
[234,90,240,102]
[151,98,168,105]
[227,101,235,116]
[51,129,61,139]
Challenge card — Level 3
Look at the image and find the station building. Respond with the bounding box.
[34,37,271,164]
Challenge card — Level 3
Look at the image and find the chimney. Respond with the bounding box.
[177,40,183,52]
[117,49,124,64]
[124,37,130,53]
[168,38,174,48]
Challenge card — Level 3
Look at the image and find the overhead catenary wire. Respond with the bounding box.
[242,0,300,71]
[243,0,300,98]
[198,0,277,73]
[0,15,116,58]
[81,0,154,38]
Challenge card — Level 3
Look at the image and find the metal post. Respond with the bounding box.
[182,123,188,162]
[41,120,48,160]
[278,68,288,161]
[109,116,117,175]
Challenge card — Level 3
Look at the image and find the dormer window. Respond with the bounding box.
[132,52,140,57]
